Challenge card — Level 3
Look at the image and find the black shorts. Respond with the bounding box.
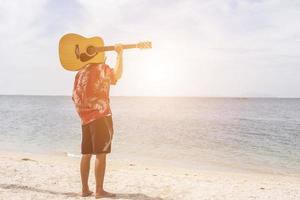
[81,116,114,154]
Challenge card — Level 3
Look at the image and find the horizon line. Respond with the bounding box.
[0,94,300,99]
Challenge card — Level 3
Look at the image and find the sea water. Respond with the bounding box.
[0,95,300,175]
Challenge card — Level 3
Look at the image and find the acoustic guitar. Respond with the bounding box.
[59,33,152,71]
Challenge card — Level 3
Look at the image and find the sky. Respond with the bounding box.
[0,0,299,97]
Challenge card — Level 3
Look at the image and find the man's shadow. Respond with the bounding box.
[0,184,168,200]
[111,193,166,200]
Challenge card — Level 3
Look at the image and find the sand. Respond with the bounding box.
[0,151,300,200]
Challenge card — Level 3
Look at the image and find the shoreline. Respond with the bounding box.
[1,151,300,199]
[2,149,299,178]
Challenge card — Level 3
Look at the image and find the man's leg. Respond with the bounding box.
[95,153,106,194]
[81,154,93,196]
[95,153,116,198]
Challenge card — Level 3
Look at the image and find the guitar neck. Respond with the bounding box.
[96,44,137,52]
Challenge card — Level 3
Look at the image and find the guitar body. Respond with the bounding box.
[59,33,105,71]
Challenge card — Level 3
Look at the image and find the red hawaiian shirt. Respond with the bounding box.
[72,63,117,125]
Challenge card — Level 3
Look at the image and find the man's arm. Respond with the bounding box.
[113,44,123,80]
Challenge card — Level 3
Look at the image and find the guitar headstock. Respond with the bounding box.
[137,41,152,49]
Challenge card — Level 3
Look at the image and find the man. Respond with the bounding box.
[72,44,123,198]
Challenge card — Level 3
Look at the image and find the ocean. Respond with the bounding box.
[0,95,300,175]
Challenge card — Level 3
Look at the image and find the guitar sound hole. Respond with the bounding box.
[86,46,96,55]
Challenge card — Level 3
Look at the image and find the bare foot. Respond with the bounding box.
[95,190,116,199]
[81,190,93,197]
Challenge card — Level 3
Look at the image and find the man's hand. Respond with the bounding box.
[114,43,123,55]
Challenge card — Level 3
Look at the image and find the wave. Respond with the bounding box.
[67,153,80,158]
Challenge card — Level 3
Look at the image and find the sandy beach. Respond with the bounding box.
[0,151,299,200]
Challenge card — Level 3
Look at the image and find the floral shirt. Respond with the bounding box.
[72,63,117,125]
